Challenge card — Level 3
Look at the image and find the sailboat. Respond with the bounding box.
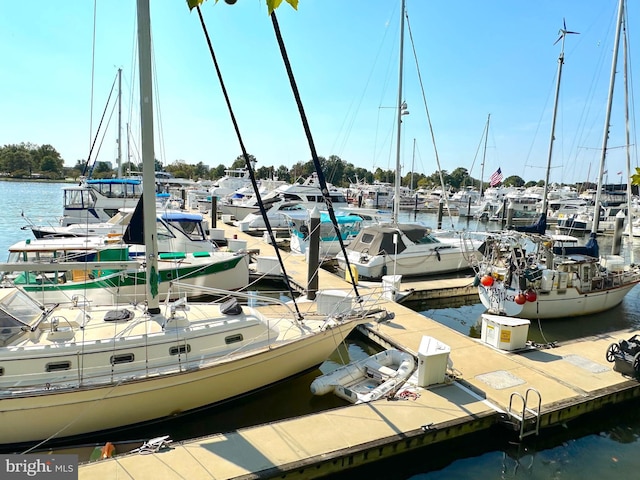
[335,0,483,280]
[0,0,369,448]
[3,186,251,305]
[476,1,640,319]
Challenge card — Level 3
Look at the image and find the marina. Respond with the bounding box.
[2,1,640,477]
[1,182,640,479]
[76,219,640,479]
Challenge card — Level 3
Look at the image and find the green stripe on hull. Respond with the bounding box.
[20,255,244,292]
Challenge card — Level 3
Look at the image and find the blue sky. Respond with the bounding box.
[0,0,637,185]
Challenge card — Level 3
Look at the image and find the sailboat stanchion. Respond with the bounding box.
[307,208,320,300]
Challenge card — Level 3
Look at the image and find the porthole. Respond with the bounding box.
[169,344,191,355]
[46,361,71,372]
[110,353,135,365]
[225,334,243,345]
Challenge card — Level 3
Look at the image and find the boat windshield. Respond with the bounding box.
[64,188,95,209]
[0,289,45,346]
[416,232,441,244]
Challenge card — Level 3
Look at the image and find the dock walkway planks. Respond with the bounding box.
[79,221,640,479]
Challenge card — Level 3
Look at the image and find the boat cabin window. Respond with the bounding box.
[225,334,243,345]
[0,367,4,376]
[90,181,142,199]
[361,233,375,244]
[0,290,44,329]
[282,204,305,212]
[170,344,191,355]
[110,353,135,365]
[581,264,592,283]
[104,208,123,218]
[417,233,440,244]
[0,310,28,347]
[64,189,95,209]
[382,236,406,254]
[46,361,71,372]
[170,219,205,241]
[282,193,303,202]
[156,222,176,241]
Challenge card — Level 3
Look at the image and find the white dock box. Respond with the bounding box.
[227,239,247,252]
[381,274,402,301]
[255,256,282,275]
[209,228,225,242]
[316,290,353,316]
[417,336,451,387]
[481,313,530,351]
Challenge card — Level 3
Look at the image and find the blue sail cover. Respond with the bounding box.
[553,232,599,257]
[514,213,547,235]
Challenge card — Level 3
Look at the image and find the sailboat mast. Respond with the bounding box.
[392,0,406,223]
[622,12,633,259]
[593,0,624,234]
[117,67,123,178]
[542,26,571,217]
[479,113,490,197]
[136,0,160,313]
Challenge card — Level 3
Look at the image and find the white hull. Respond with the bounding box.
[337,249,474,280]
[478,281,639,319]
[219,203,259,221]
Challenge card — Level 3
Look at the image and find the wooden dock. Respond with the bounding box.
[79,222,640,479]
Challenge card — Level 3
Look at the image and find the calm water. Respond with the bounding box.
[3,181,640,478]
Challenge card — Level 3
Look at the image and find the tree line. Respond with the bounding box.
[0,142,611,192]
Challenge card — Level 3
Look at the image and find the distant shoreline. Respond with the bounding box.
[0,178,76,183]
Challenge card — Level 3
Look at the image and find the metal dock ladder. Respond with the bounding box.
[507,388,541,440]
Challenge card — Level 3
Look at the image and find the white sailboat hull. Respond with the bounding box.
[478,281,640,319]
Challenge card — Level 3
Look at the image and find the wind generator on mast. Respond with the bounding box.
[540,19,579,218]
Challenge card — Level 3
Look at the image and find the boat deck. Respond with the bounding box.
[79,222,640,479]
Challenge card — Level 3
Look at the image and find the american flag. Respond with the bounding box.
[489,168,503,187]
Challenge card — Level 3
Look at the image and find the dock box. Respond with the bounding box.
[209,228,225,242]
[381,274,402,301]
[417,336,451,387]
[255,256,282,275]
[316,290,353,316]
[481,313,530,351]
[227,239,247,252]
